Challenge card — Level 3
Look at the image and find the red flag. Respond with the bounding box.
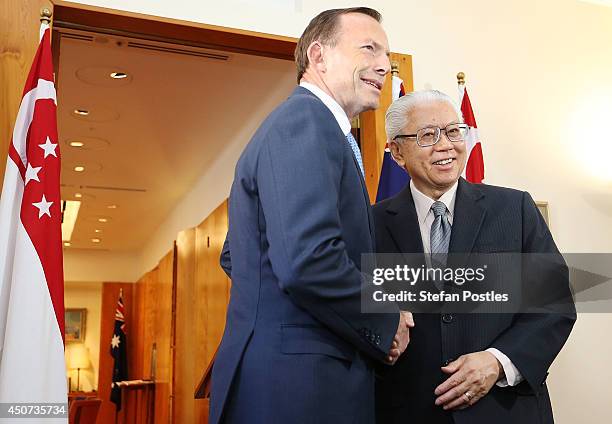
[459,85,485,183]
[0,22,67,406]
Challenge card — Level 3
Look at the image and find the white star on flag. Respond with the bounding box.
[32,194,53,218]
[38,136,57,158]
[111,334,121,349]
[25,163,42,185]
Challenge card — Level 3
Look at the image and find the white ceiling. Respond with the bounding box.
[57,29,295,251]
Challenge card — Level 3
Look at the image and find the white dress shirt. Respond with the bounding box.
[409,180,523,387]
[299,82,351,135]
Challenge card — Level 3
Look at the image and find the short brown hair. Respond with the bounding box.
[294,7,382,83]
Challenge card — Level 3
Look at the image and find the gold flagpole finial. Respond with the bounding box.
[391,61,400,77]
[40,8,52,24]
[457,72,465,86]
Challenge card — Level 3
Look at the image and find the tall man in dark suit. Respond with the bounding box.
[209,8,412,424]
[374,90,576,424]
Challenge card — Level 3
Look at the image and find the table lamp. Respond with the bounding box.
[68,344,90,391]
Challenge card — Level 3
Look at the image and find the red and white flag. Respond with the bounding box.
[459,84,485,183]
[0,21,67,410]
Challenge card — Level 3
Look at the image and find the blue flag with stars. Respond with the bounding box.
[110,290,128,410]
[376,75,410,202]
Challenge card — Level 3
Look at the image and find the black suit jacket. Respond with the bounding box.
[374,179,576,424]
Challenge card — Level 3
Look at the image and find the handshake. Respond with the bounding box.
[386,311,414,365]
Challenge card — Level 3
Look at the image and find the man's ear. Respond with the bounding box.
[306,41,326,73]
[389,141,406,169]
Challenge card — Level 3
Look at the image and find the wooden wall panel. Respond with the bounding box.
[173,229,196,423]
[142,268,158,381]
[194,200,230,423]
[204,201,231,365]
[360,52,414,203]
[131,275,146,380]
[153,249,175,424]
[0,0,53,187]
[193,216,211,423]
[97,282,134,424]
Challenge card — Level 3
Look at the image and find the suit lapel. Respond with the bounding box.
[294,86,375,246]
[384,186,425,255]
[352,147,376,246]
[448,178,486,254]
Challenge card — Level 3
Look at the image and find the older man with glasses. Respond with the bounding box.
[373,90,575,424]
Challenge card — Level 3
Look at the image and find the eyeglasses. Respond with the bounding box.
[393,123,469,147]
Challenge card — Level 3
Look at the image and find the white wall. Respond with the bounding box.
[64,281,102,392]
[63,1,612,422]
[64,248,142,282]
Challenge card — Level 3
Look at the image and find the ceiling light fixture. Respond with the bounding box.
[107,204,117,209]
[74,193,82,198]
[73,109,89,116]
[61,200,81,241]
[64,242,71,247]
[110,72,128,79]
[98,218,108,223]
[94,229,102,233]
[74,166,85,172]
[70,141,84,147]
[91,238,101,243]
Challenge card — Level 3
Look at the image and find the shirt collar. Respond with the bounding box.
[299,82,352,135]
[410,180,459,225]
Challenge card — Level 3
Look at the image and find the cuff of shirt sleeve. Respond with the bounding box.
[486,348,523,387]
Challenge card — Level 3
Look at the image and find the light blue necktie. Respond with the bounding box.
[346,132,365,177]
[430,201,451,266]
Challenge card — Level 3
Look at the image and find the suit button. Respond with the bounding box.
[375,335,381,345]
[442,314,453,324]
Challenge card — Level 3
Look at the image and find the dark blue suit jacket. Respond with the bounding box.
[209,87,399,424]
[374,179,576,424]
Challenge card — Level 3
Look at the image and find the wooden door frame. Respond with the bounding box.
[50,0,413,203]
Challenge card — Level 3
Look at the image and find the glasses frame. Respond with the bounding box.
[393,123,469,147]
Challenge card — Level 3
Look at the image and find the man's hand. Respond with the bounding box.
[434,351,503,410]
[386,311,414,364]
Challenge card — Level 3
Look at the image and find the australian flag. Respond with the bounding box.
[376,75,410,202]
[110,290,128,410]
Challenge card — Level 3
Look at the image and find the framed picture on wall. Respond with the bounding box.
[536,201,550,227]
[65,308,87,342]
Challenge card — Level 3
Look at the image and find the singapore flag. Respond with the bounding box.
[0,21,67,420]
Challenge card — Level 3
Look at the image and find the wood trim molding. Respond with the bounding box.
[52,1,297,61]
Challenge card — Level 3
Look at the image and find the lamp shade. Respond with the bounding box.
[68,343,90,369]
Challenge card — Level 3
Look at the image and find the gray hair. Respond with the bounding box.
[385,90,463,142]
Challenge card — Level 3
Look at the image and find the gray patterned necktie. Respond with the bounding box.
[430,201,451,267]
[346,132,365,177]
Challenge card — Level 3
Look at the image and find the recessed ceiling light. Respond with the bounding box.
[63,242,71,247]
[74,166,85,172]
[73,109,89,116]
[74,193,82,198]
[98,218,108,223]
[107,204,117,209]
[110,72,128,79]
[94,229,102,233]
[70,141,84,147]
[91,238,101,243]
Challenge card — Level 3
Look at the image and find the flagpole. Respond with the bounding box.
[40,8,52,24]
[457,71,465,86]
[391,61,399,77]
[41,8,52,23]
